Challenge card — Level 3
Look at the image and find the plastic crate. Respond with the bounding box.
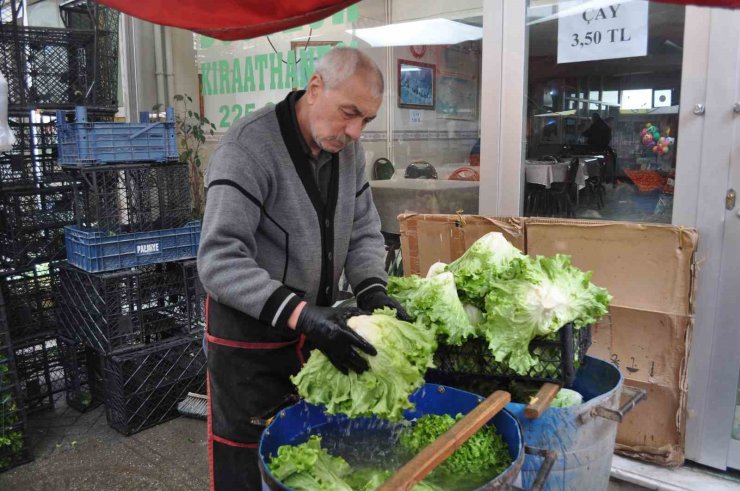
[72,162,193,234]
[57,107,178,166]
[13,335,65,413]
[0,293,33,472]
[0,225,68,272]
[426,324,592,387]
[0,264,57,342]
[0,113,69,189]
[0,25,117,111]
[59,2,119,109]
[0,184,78,233]
[64,221,200,273]
[58,336,103,413]
[0,110,115,189]
[56,260,203,354]
[103,333,206,436]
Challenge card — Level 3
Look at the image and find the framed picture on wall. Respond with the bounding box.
[398,59,435,109]
[436,74,477,120]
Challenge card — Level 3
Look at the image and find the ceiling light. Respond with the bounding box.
[348,18,483,47]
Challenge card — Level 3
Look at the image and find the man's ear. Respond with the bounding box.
[305,74,323,104]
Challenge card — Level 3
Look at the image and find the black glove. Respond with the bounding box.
[296,305,377,374]
[356,291,412,322]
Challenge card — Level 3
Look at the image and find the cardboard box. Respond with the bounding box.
[398,214,525,276]
[525,219,697,316]
[398,214,698,466]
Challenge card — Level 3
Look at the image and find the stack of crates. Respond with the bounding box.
[54,107,205,435]
[0,290,32,471]
[0,1,121,426]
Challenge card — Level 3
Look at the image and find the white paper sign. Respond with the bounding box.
[410,110,423,125]
[558,0,648,64]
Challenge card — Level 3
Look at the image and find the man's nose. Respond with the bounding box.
[345,118,363,141]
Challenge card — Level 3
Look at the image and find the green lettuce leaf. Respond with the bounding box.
[550,388,583,408]
[388,271,476,345]
[399,414,512,478]
[479,254,611,374]
[270,436,444,491]
[447,232,529,308]
[268,435,353,491]
[292,308,436,420]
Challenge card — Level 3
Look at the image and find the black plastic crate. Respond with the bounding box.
[58,336,103,413]
[0,23,117,111]
[13,335,65,413]
[59,1,119,109]
[0,113,69,189]
[426,324,592,387]
[0,225,67,272]
[56,260,203,354]
[71,163,193,234]
[0,265,57,342]
[103,333,206,436]
[0,292,32,472]
[0,183,78,232]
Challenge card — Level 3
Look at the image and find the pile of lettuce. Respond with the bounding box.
[399,413,511,478]
[388,232,611,375]
[268,435,443,491]
[292,308,437,421]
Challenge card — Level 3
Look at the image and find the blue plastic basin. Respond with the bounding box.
[259,383,524,490]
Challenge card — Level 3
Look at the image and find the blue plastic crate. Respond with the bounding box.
[56,106,179,166]
[64,221,200,273]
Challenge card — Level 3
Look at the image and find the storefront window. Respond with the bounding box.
[195,0,483,237]
[523,0,684,223]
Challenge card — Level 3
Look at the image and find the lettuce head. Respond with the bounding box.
[291,308,436,420]
[388,271,475,345]
[447,232,529,308]
[479,254,611,374]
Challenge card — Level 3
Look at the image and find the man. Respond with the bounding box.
[197,47,410,489]
[582,112,612,152]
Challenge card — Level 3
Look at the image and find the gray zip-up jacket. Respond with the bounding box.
[197,91,388,330]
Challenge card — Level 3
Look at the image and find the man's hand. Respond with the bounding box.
[296,305,377,374]
[357,291,412,322]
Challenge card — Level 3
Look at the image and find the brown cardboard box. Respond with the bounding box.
[398,214,698,466]
[398,214,524,276]
[525,219,697,316]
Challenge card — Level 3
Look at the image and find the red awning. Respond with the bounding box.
[95,0,360,41]
[95,0,739,41]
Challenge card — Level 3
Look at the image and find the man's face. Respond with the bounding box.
[305,73,382,154]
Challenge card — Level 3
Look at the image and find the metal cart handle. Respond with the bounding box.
[506,446,557,491]
[579,385,647,424]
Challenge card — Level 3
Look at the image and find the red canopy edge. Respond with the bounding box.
[95,0,360,41]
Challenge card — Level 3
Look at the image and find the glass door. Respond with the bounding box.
[521,0,685,223]
[479,1,740,471]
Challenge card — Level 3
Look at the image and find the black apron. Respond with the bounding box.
[206,296,308,490]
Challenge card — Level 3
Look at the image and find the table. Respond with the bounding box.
[525,158,602,204]
[370,179,480,234]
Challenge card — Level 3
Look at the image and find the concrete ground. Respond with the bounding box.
[0,399,209,490]
[5,396,732,491]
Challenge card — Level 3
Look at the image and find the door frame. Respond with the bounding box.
[480,1,740,470]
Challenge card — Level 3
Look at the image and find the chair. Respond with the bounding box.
[583,159,606,209]
[372,157,395,180]
[404,160,437,179]
[538,158,579,217]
